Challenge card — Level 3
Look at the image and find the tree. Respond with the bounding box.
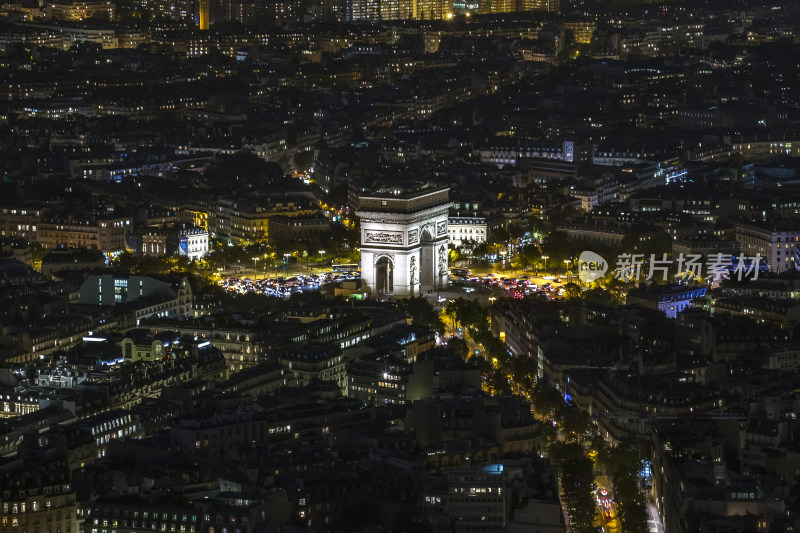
[597,446,648,533]
[507,225,525,254]
[445,297,488,332]
[513,244,538,272]
[551,442,599,533]
[489,227,510,247]
[114,251,140,274]
[541,230,580,266]
[402,297,445,334]
[528,216,552,240]
[447,337,470,358]
[581,287,620,306]
[473,241,490,262]
[459,240,477,264]
[563,282,582,300]
[531,382,564,419]
[448,247,464,267]
[293,149,315,171]
[559,405,593,441]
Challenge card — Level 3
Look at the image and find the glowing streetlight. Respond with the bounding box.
[542,255,549,272]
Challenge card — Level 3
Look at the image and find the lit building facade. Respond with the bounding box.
[736,222,800,273]
[423,465,507,533]
[0,484,80,533]
[357,186,451,297]
[447,216,487,248]
[37,216,131,255]
[277,343,347,391]
[127,226,209,260]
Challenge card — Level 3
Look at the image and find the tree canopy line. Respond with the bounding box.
[404,295,648,533]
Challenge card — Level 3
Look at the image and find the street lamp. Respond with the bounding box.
[564,259,571,280]
[252,257,259,279]
[542,255,549,274]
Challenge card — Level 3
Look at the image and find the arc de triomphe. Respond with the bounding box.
[356,186,451,297]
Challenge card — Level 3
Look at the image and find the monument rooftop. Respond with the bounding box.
[358,183,450,214]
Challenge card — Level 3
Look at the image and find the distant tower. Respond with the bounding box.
[197,0,210,29]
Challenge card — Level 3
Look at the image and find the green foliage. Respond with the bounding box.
[563,282,582,300]
[293,149,315,171]
[531,381,564,419]
[597,446,649,533]
[447,337,470,358]
[444,297,489,332]
[401,297,445,334]
[488,226,510,245]
[551,442,599,533]
[508,355,538,391]
[527,215,552,237]
[559,406,593,439]
[466,354,492,373]
[113,251,212,280]
[473,241,490,259]
[581,287,622,306]
[512,243,539,271]
[540,231,582,266]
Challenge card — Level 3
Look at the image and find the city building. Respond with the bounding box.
[277,342,347,391]
[126,225,209,260]
[447,216,487,248]
[735,220,800,273]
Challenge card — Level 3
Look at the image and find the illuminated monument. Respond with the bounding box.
[356,185,451,297]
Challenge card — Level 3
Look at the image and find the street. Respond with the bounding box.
[594,476,622,533]
[646,490,665,533]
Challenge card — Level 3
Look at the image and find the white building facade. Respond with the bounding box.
[447,216,487,248]
[736,222,800,273]
[357,186,451,297]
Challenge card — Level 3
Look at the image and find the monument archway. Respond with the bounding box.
[356,186,451,297]
[374,255,394,294]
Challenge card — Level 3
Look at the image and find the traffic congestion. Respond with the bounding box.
[449,268,567,299]
[218,270,360,297]
[218,265,568,300]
